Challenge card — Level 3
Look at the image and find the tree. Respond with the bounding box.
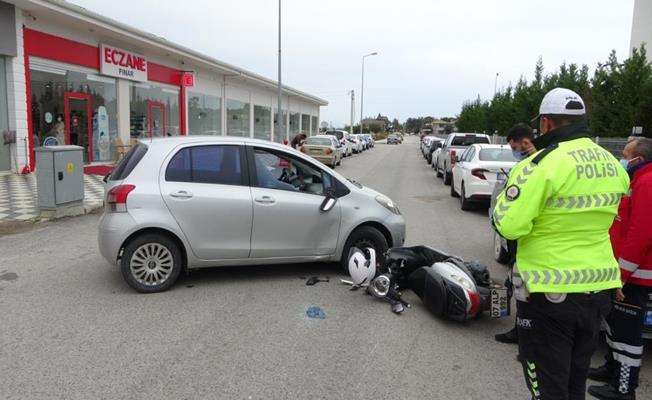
[456,46,652,137]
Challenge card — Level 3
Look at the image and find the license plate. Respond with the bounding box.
[645,311,652,326]
[310,149,321,154]
[490,285,510,318]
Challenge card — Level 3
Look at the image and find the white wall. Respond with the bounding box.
[631,0,652,59]
[5,7,26,172]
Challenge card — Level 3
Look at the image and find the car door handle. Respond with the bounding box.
[170,190,193,199]
[254,195,276,204]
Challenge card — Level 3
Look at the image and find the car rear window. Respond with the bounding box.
[165,145,244,185]
[451,136,490,146]
[108,143,148,181]
[325,131,344,140]
[479,148,516,162]
[305,137,333,146]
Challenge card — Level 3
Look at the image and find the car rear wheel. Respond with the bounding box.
[443,167,452,186]
[450,180,459,197]
[460,183,473,211]
[494,231,510,264]
[121,233,182,293]
[341,226,389,271]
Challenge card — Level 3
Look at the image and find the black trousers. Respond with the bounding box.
[517,291,612,400]
[603,283,651,394]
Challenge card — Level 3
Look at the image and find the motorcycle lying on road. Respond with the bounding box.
[343,245,510,321]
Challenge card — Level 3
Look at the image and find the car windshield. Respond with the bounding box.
[306,137,333,146]
[451,136,490,146]
[478,148,516,162]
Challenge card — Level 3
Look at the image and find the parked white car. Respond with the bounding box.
[348,135,364,153]
[450,144,517,210]
[324,130,353,157]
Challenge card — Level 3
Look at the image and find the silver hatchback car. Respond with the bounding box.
[98,136,406,292]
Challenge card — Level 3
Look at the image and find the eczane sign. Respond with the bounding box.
[100,44,147,81]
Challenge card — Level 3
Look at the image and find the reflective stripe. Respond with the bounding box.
[613,352,643,367]
[522,267,619,285]
[631,269,652,279]
[606,336,644,356]
[513,163,536,186]
[545,193,622,209]
[525,360,541,400]
[619,258,639,272]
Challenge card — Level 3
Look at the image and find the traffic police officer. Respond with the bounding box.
[493,88,630,400]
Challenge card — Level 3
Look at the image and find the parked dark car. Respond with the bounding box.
[387,134,400,144]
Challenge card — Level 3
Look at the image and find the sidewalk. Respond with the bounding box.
[0,172,105,222]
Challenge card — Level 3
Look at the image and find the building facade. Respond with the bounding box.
[0,0,326,173]
[631,0,652,59]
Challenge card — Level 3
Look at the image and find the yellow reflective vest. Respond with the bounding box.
[494,136,630,293]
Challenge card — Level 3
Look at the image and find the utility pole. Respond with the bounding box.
[349,90,355,134]
[276,0,283,143]
[493,72,499,97]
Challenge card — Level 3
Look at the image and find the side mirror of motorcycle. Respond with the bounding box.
[320,190,337,212]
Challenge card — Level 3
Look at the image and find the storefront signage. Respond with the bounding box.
[182,72,194,87]
[100,44,147,81]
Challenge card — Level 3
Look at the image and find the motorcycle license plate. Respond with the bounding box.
[490,286,510,318]
[645,311,652,326]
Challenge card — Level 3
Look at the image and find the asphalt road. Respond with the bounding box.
[1,135,649,399]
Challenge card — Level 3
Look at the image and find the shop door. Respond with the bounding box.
[64,92,92,162]
[148,102,166,137]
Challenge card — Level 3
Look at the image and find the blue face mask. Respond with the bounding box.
[512,150,527,161]
[620,157,639,170]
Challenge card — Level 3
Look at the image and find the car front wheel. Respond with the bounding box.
[121,233,182,293]
[341,226,389,271]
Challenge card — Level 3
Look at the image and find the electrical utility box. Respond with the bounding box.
[35,146,84,215]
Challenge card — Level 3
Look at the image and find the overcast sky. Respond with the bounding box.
[73,0,635,127]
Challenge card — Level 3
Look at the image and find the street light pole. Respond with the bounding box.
[276,0,283,143]
[349,90,355,134]
[360,52,377,135]
[493,72,499,97]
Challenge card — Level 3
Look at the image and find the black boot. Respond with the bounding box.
[588,384,635,400]
[494,326,518,344]
[588,365,613,383]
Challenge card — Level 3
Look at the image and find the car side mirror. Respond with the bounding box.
[320,190,337,212]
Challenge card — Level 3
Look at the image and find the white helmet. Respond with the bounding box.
[347,247,376,286]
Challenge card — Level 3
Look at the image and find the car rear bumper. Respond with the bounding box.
[466,180,497,201]
[98,212,138,265]
[311,155,336,164]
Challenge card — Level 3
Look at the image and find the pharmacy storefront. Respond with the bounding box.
[25,30,186,167]
[2,0,325,173]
